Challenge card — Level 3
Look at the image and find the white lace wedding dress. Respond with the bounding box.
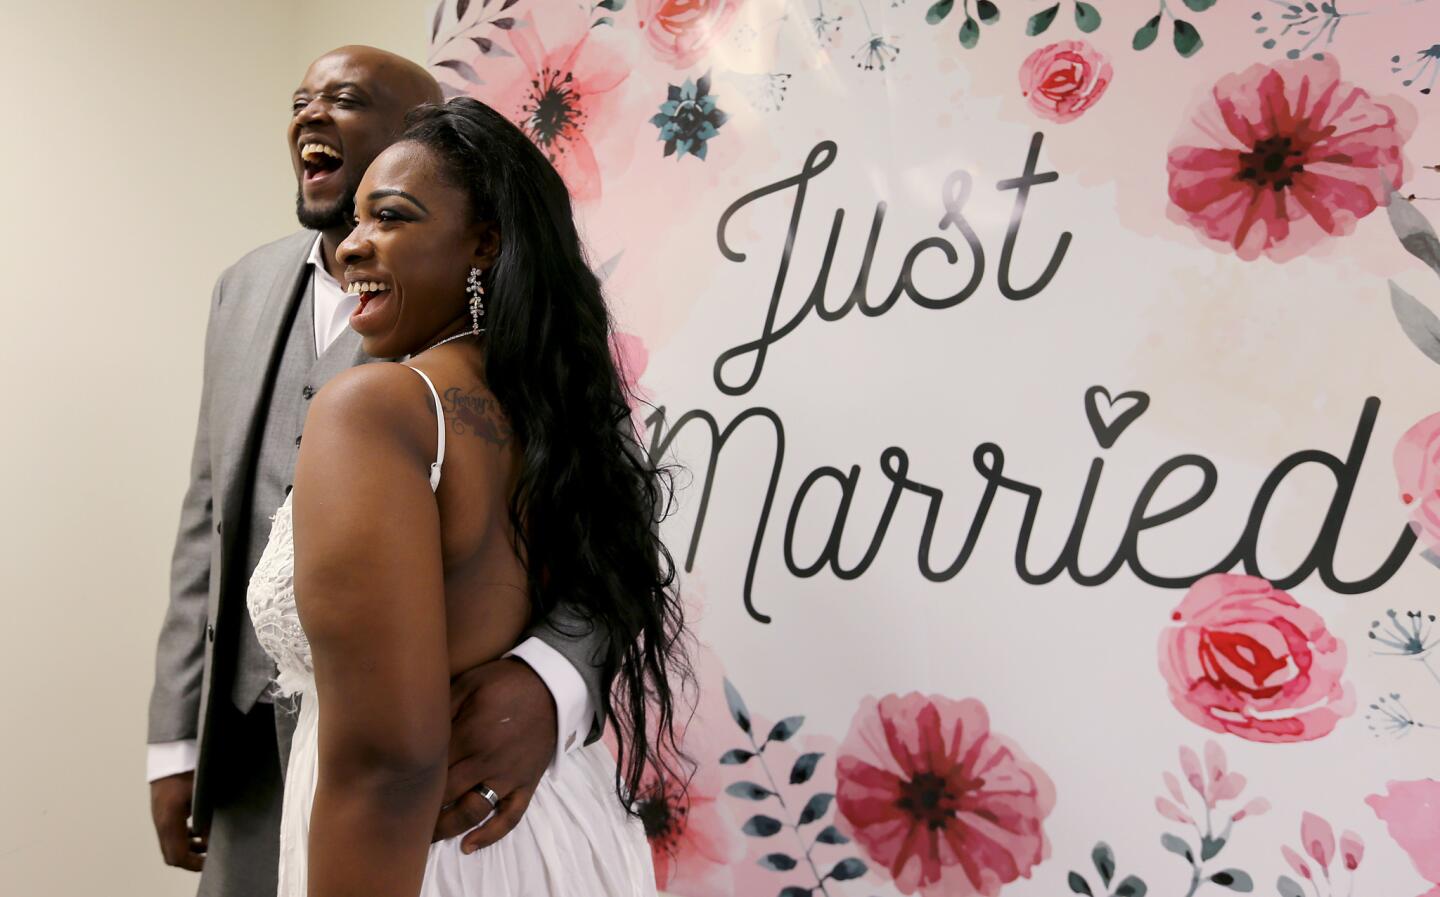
[246,365,656,897]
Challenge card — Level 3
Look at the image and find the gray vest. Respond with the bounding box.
[229,280,367,710]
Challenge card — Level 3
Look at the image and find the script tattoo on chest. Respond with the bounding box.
[442,386,513,447]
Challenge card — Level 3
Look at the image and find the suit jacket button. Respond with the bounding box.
[302,386,315,400]
[206,623,215,643]
[215,521,222,534]
[294,435,302,447]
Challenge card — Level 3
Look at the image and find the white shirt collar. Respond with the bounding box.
[306,234,342,288]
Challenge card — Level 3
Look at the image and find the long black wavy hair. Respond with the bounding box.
[399,98,690,811]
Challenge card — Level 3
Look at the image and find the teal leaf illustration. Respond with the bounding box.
[1161,833,1194,862]
[724,678,752,734]
[743,814,783,836]
[1027,3,1060,35]
[597,0,627,8]
[826,858,867,881]
[814,825,850,845]
[1173,19,1203,57]
[1182,0,1216,9]
[469,36,513,56]
[1133,14,1161,49]
[766,716,804,744]
[431,0,444,40]
[457,0,470,21]
[1075,2,1101,33]
[790,752,824,784]
[779,888,811,897]
[720,748,755,765]
[1068,872,1094,895]
[726,781,777,801]
[977,0,999,23]
[1277,876,1306,897]
[591,16,614,27]
[1209,869,1254,891]
[1092,842,1115,886]
[798,792,834,825]
[1115,877,1148,897]
[436,59,483,84]
[1201,835,1226,861]
[959,15,980,48]
[1390,281,1440,365]
[1387,190,1440,278]
[926,0,954,24]
[759,852,798,871]
[491,16,515,28]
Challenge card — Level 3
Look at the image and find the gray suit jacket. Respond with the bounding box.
[148,230,608,821]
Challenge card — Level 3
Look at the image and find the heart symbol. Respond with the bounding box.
[1085,386,1151,449]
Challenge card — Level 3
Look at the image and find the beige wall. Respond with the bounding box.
[0,2,429,893]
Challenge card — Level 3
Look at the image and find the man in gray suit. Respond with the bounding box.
[148,46,611,896]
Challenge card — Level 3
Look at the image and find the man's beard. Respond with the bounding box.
[295,190,355,231]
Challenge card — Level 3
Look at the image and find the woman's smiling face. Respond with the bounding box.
[338,140,496,358]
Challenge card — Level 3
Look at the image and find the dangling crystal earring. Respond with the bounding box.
[467,266,486,336]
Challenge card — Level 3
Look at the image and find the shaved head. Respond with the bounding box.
[312,45,443,109]
[289,46,443,234]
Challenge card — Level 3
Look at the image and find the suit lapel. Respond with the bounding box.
[215,236,314,530]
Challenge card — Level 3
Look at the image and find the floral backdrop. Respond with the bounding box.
[427,2,1440,896]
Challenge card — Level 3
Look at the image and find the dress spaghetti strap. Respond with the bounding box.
[405,366,446,492]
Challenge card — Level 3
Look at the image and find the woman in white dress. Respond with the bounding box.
[245,97,688,897]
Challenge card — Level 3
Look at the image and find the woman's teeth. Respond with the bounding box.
[346,281,390,295]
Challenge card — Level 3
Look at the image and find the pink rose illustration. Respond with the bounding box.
[1395,412,1440,550]
[1367,780,1440,897]
[1167,55,1410,261]
[491,14,631,203]
[1158,573,1355,742]
[637,0,743,69]
[834,693,1055,897]
[611,331,650,403]
[1019,40,1112,124]
[611,331,652,436]
[633,761,746,896]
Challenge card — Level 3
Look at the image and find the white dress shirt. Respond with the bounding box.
[148,235,593,782]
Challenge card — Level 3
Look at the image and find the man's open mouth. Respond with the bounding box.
[300,142,343,180]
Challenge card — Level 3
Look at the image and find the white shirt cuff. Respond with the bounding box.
[147,740,198,783]
[505,637,594,769]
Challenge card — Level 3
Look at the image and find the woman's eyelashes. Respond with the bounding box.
[351,208,409,227]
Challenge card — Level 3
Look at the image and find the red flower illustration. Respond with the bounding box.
[632,757,745,896]
[834,693,1055,897]
[1159,574,1355,742]
[637,0,744,69]
[1167,56,1409,261]
[492,15,631,202]
[1019,40,1112,124]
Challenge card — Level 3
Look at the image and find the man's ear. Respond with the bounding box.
[472,221,501,269]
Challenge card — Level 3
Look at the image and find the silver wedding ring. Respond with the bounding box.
[472,784,500,808]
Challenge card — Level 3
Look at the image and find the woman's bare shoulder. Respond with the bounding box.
[306,363,436,454]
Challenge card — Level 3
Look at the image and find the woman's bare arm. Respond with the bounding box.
[293,364,453,897]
